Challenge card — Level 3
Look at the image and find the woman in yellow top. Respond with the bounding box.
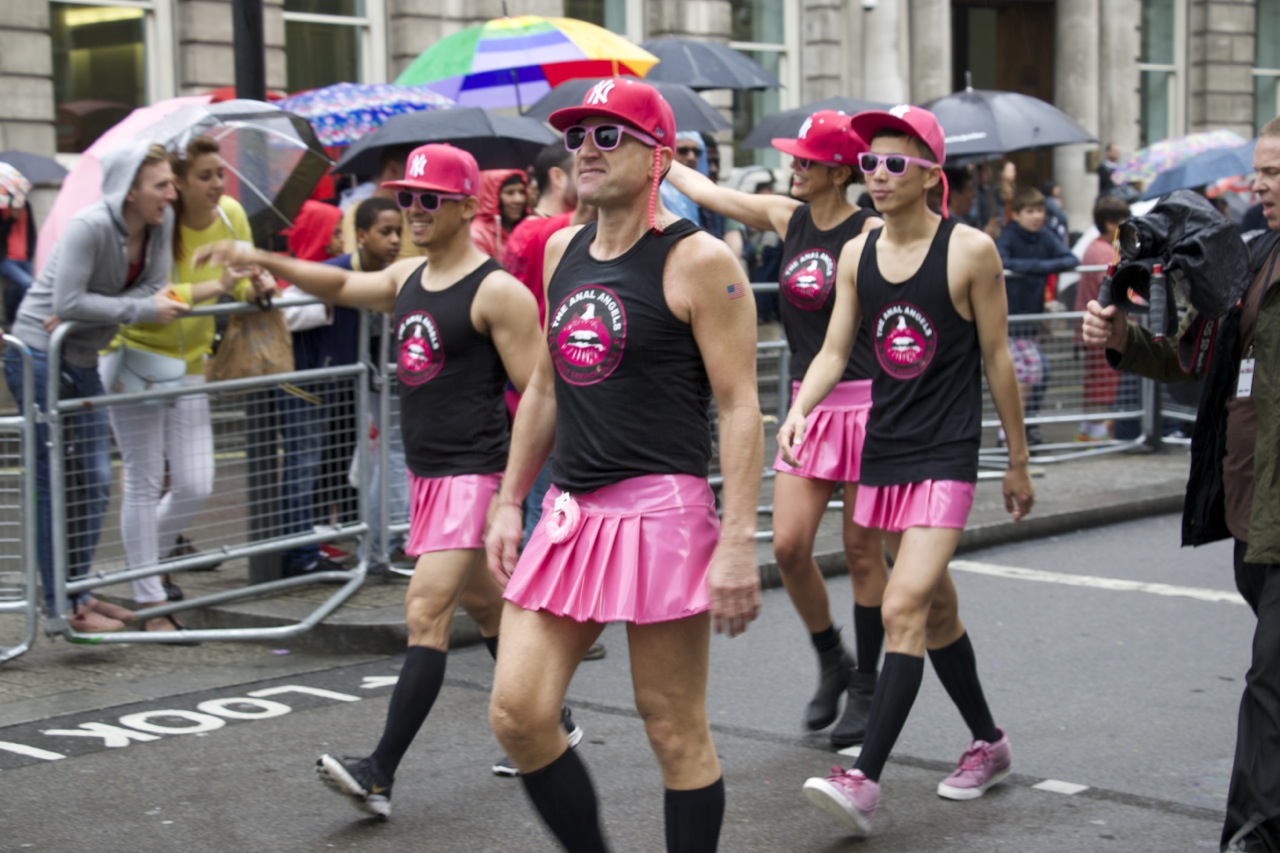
[99,135,262,632]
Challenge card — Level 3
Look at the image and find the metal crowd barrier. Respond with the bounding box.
[0,335,38,662]
[38,296,369,645]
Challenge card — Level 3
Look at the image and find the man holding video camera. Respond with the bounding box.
[1083,117,1280,853]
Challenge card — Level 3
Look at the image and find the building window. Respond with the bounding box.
[1138,0,1182,146]
[564,0,628,35]
[1257,0,1280,133]
[283,0,385,91]
[730,0,791,168]
[51,0,159,153]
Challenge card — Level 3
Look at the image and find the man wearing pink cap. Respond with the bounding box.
[195,143,547,820]
[485,78,763,851]
[666,110,889,747]
[778,105,1034,834]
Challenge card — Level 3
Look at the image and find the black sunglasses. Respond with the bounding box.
[395,190,467,211]
[564,124,657,152]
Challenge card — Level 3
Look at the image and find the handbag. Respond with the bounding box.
[209,296,295,382]
[105,344,187,403]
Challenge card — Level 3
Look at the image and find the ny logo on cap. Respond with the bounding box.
[798,117,813,139]
[586,80,615,105]
[408,154,427,178]
[889,105,912,119]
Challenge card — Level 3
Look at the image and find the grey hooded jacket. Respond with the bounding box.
[13,142,174,367]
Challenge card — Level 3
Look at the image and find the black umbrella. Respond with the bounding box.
[0,150,67,184]
[334,107,556,176]
[524,79,730,134]
[741,96,892,149]
[640,37,782,91]
[922,87,1097,158]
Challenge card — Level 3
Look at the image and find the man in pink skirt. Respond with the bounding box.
[778,106,1035,836]
[485,79,764,852]
[196,145,546,820]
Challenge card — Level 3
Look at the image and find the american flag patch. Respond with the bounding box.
[727,283,747,300]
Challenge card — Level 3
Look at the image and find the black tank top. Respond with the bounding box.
[547,219,711,493]
[394,258,509,478]
[856,218,982,485]
[779,205,877,382]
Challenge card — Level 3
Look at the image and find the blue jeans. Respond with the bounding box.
[0,258,33,325]
[277,386,324,571]
[4,347,111,615]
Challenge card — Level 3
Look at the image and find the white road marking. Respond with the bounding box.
[1034,779,1090,795]
[949,560,1246,606]
[835,744,862,759]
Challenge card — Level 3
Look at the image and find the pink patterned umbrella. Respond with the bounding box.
[1111,129,1250,185]
[276,82,455,147]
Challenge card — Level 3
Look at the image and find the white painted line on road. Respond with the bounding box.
[1033,779,1090,795]
[836,745,862,758]
[950,560,1247,606]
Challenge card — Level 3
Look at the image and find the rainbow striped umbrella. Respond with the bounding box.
[394,15,658,111]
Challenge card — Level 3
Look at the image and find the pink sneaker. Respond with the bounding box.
[937,729,1012,800]
[803,766,879,834]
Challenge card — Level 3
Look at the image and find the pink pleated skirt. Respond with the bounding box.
[503,474,720,624]
[852,480,976,533]
[405,471,502,555]
[773,380,872,483]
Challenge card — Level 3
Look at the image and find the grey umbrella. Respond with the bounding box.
[741,96,892,149]
[525,79,730,134]
[922,87,1097,158]
[334,107,556,176]
[640,37,782,91]
[0,151,67,184]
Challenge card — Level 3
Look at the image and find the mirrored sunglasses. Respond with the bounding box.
[564,124,657,152]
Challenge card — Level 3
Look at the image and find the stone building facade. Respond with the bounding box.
[0,0,1274,228]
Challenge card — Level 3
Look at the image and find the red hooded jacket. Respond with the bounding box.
[469,169,527,260]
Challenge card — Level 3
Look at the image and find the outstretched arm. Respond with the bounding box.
[665,161,800,236]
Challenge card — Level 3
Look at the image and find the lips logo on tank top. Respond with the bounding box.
[548,285,627,386]
[873,302,937,379]
[781,248,836,311]
[396,310,445,386]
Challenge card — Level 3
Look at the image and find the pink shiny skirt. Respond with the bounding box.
[852,480,976,532]
[773,380,872,483]
[503,474,720,624]
[405,471,502,555]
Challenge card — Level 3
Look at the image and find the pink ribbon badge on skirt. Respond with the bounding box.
[545,491,583,544]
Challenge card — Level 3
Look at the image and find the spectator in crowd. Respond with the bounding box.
[659,131,705,227]
[697,132,727,239]
[995,159,1017,224]
[1098,141,1120,194]
[100,135,261,627]
[7,141,189,631]
[340,145,421,260]
[471,169,528,260]
[996,186,1078,446]
[943,166,978,226]
[1,197,35,325]
[1082,115,1280,853]
[1040,179,1071,244]
[1074,195,1129,442]
[970,162,1000,238]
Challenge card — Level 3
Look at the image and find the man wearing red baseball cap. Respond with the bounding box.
[195,143,549,820]
[666,110,891,749]
[485,77,764,851]
[778,105,1034,835]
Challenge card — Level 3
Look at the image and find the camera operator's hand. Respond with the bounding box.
[1082,300,1129,352]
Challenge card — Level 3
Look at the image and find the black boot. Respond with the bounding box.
[805,640,854,730]
[831,670,877,747]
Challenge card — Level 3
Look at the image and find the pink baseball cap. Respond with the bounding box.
[848,104,946,164]
[548,78,676,149]
[849,104,950,218]
[772,110,866,166]
[382,143,480,196]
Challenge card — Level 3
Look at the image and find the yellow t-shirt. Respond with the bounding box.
[117,196,254,374]
[340,196,423,260]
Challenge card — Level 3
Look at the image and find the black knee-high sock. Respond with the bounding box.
[853,604,884,674]
[484,634,499,660]
[369,646,447,778]
[928,632,1000,744]
[664,778,725,853]
[521,748,608,853]
[809,625,841,653]
[854,653,924,782]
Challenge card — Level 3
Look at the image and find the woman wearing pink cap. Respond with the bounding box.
[780,105,1034,836]
[667,110,887,747]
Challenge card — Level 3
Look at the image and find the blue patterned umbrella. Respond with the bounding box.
[277,82,455,147]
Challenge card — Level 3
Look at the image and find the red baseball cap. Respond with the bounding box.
[548,78,676,149]
[772,110,866,166]
[848,104,946,164]
[382,143,480,196]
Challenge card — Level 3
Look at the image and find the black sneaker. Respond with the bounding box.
[316,754,393,819]
[492,706,584,777]
[283,556,349,582]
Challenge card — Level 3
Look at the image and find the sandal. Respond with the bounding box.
[143,613,200,645]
